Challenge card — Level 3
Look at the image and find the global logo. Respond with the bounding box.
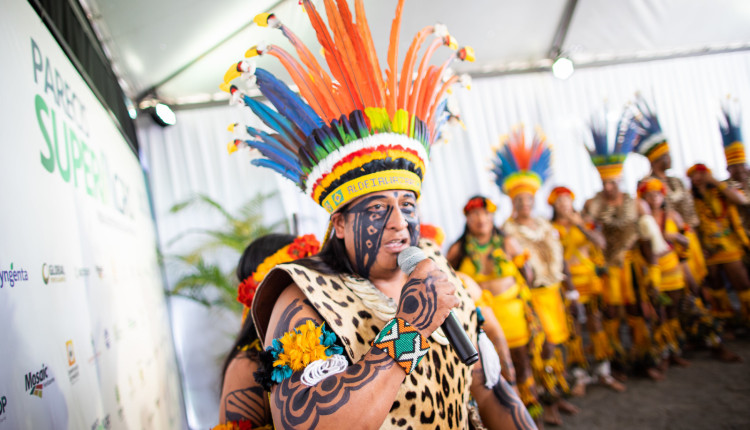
[41,263,65,284]
[0,263,29,288]
[25,363,55,398]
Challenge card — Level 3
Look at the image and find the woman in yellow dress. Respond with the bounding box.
[635,180,692,368]
[448,196,545,424]
[548,187,626,393]
[492,126,580,426]
[687,164,750,326]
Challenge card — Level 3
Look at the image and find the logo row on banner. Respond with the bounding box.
[0,260,164,289]
[1,335,174,429]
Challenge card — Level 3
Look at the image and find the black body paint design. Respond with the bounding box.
[272,348,396,428]
[273,298,316,339]
[349,196,393,278]
[397,275,438,332]
[346,192,420,278]
[223,385,270,425]
[492,378,536,430]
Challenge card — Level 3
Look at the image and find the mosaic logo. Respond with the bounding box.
[66,340,80,385]
[0,263,29,288]
[42,263,65,284]
[25,364,54,398]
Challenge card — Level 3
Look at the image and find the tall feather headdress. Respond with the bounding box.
[492,125,552,199]
[720,97,745,166]
[221,0,474,214]
[629,94,669,163]
[586,106,637,181]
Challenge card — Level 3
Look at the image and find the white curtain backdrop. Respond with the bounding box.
[138,50,750,429]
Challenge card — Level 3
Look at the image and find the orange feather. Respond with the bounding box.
[334,0,379,109]
[302,0,358,112]
[398,26,432,111]
[267,47,327,119]
[407,38,442,117]
[386,0,406,116]
[278,25,341,120]
[355,0,385,105]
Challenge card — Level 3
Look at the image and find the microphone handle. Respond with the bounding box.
[441,310,479,365]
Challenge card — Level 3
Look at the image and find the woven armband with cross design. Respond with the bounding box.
[371,317,431,374]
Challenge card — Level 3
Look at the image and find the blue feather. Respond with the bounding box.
[245,127,301,165]
[243,95,303,151]
[255,68,325,134]
[244,139,303,176]
[251,158,301,184]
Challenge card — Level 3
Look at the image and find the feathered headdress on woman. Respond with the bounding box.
[629,94,669,163]
[720,98,745,166]
[586,106,638,181]
[221,0,474,214]
[492,125,552,199]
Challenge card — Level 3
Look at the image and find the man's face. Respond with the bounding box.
[333,190,419,279]
[728,164,748,183]
[602,179,619,197]
[466,208,494,237]
[512,192,534,218]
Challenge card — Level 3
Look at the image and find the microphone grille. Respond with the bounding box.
[398,246,426,275]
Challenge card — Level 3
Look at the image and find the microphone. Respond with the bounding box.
[398,247,479,366]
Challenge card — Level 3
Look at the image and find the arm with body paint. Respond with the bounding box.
[265,258,458,429]
[471,350,537,430]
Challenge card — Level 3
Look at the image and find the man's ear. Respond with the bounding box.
[331,212,346,239]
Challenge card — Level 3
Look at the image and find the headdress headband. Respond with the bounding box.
[720,98,745,166]
[629,94,669,163]
[463,196,497,215]
[586,106,637,181]
[547,186,574,206]
[222,0,474,213]
[492,125,552,199]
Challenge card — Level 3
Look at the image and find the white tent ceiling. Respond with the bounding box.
[80,0,750,107]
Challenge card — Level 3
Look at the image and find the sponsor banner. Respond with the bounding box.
[0,1,185,429]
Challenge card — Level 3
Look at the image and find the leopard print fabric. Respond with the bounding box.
[583,192,639,266]
[269,239,478,429]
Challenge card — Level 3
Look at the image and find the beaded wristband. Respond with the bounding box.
[372,317,431,374]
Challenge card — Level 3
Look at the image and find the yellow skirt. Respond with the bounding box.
[683,231,708,282]
[569,263,602,303]
[657,252,686,292]
[705,233,745,266]
[602,252,636,306]
[478,287,530,349]
[530,283,570,345]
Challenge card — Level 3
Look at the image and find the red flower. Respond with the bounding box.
[237,277,258,308]
[287,234,321,259]
[237,420,254,430]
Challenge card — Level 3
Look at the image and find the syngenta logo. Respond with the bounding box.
[0,263,29,288]
[25,364,54,398]
[41,263,65,284]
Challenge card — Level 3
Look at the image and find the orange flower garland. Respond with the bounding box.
[236,235,320,308]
